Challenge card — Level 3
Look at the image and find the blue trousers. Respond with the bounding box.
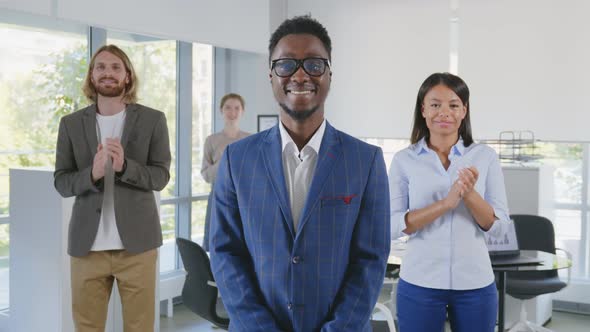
[396,278,497,332]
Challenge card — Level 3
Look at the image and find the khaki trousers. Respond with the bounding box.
[71,249,157,332]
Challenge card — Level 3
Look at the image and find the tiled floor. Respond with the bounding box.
[161,285,590,332]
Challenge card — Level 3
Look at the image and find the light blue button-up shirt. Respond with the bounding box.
[389,138,511,290]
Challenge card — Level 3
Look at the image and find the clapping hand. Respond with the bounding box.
[91,144,107,182]
[457,166,478,197]
[445,166,479,209]
[105,138,125,172]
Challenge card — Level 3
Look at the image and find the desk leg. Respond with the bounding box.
[497,271,506,332]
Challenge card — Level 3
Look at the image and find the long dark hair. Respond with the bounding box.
[410,72,473,146]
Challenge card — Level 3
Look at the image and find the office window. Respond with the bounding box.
[0,224,8,310]
[191,44,213,244]
[536,142,585,278]
[536,142,583,205]
[554,209,582,278]
[0,21,215,314]
[0,21,87,310]
[107,32,177,273]
[159,204,176,272]
[362,138,410,171]
[191,200,208,242]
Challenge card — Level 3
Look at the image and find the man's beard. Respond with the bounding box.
[279,103,319,122]
[94,80,126,98]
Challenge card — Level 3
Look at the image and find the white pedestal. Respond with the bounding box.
[502,165,555,326]
[505,293,553,327]
[9,168,160,332]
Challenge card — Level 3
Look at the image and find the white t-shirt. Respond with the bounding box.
[91,110,126,251]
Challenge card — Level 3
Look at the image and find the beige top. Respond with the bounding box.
[201,130,250,184]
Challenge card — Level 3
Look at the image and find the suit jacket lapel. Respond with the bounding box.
[120,104,139,149]
[297,122,341,233]
[82,105,98,156]
[261,125,295,238]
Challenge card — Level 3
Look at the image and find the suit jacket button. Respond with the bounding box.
[96,208,101,213]
[292,256,300,264]
[287,302,293,310]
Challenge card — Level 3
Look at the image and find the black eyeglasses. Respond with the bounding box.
[271,57,331,77]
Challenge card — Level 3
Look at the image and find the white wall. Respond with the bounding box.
[285,0,590,305]
[0,0,270,53]
[287,0,450,139]
[269,0,288,38]
[288,0,590,142]
[459,0,590,141]
[0,0,53,16]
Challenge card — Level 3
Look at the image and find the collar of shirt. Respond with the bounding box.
[414,137,466,157]
[96,108,127,120]
[279,119,326,161]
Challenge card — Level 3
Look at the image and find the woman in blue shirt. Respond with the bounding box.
[389,72,511,332]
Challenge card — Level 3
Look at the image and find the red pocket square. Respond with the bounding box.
[321,194,358,205]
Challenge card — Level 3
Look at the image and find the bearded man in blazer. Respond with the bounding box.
[54,44,170,332]
[209,16,390,332]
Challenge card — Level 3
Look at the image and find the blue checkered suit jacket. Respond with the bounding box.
[209,122,390,332]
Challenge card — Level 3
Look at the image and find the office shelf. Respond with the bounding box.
[480,130,542,163]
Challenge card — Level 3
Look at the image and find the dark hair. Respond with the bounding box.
[410,72,474,146]
[268,15,332,63]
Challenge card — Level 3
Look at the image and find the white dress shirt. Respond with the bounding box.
[91,110,126,251]
[279,119,326,232]
[389,138,511,290]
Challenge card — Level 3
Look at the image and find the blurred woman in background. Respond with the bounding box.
[201,93,250,251]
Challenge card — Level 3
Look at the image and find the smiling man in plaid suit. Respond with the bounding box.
[209,16,390,332]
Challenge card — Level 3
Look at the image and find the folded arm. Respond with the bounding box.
[200,136,218,184]
[470,152,511,237]
[389,153,461,236]
[54,118,102,197]
[117,113,171,191]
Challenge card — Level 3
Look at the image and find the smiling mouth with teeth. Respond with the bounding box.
[289,90,313,95]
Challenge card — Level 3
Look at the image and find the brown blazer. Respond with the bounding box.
[54,103,171,257]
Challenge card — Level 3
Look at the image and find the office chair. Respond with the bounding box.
[176,237,230,329]
[371,302,397,332]
[506,215,571,332]
[379,264,400,331]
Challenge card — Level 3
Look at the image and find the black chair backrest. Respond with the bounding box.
[511,214,556,254]
[510,214,558,279]
[176,237,227,327]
